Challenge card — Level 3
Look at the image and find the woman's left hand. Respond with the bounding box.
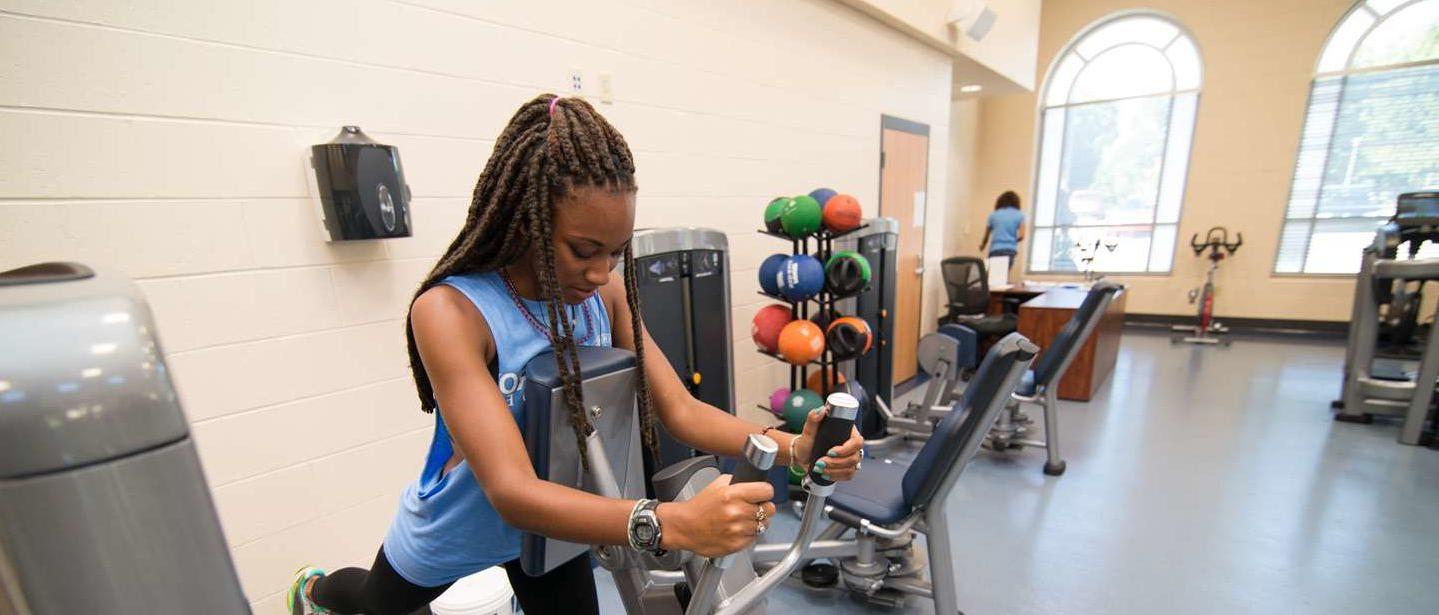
[793,408,865,482]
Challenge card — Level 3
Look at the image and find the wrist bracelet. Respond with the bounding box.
[788,435,803,470]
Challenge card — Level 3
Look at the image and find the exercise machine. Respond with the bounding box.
[520,344,856,614]
[985,281,1122,475]
[1336,191,1439,445]
[632,228,736,473]
[870,282,1124,476]
[519,333,1037,613]
[1172,226,1242,345]
[865,324,978,444]
[788,333,1036,609]
[0,263,249,613]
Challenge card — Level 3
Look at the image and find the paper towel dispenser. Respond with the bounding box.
[310,125,413,241]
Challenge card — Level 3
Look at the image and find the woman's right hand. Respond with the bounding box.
[657,474,777,558]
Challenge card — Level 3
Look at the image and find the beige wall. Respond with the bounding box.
[841,0,1041,92]
[959,0,1359,320]
[0,0,953,610]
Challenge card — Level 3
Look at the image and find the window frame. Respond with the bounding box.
[1273,0,1439,276]
[1025,9,1204,276]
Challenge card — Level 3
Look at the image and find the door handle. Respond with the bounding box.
[915,266,925,275]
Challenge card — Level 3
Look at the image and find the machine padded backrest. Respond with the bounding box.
[1030,282,1121,387]
[937,324,979,370]
[941,256,989,316]
[901,333,1037,508]
[520,345,643,576]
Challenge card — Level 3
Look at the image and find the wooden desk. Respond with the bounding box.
[1016,288,1126,402]
[986,284,1048,315]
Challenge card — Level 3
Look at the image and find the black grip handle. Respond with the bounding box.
[731,433,777,485]
[732,462,769,485]
[806,395,858,487]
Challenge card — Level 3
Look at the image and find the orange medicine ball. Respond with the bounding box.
[822,194,862,233]
[825,316,873,360]
[777,320,825,365]
[805,369,846,394]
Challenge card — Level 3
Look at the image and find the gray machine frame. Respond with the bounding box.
[1337,226,1439,445]
[0,263,248,613]
[834,217,900,416]
[631,227,736,412]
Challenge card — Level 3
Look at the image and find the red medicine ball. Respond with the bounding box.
[751,304,793,353]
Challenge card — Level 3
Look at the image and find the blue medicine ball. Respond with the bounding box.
[809,188,838,212]
[758,253,788,296]
[778,254,824,301]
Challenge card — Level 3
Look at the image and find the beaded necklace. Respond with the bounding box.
[500,270,596,345]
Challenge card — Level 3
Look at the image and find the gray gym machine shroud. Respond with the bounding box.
[0,262,249,614]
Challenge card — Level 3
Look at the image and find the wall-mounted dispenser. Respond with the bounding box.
[309,126,412,241]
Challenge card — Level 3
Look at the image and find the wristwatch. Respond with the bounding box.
[628,499,666,555]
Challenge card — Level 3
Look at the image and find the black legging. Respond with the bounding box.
[311,547,599,615]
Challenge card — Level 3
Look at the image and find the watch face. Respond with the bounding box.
[635,524,656,543]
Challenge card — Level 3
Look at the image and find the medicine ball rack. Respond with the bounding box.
[754,223,870,420]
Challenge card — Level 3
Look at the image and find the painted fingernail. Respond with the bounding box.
[815,459,827,470]
[828,448,839,457]
[822,473,832,480]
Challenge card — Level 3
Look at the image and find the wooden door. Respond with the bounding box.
[879,117,929,385]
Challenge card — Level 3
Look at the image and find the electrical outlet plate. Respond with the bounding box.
[568,69,584,95]
[598,72,614,104]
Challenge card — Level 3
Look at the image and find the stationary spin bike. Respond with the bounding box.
[1173,226,1242,345]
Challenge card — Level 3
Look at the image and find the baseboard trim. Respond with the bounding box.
[1125,313,1348,339]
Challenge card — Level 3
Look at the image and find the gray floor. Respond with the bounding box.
[599,332,1439,614]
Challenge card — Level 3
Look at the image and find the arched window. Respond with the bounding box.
[1276,0,1439,274]
[1028,13,1201,273]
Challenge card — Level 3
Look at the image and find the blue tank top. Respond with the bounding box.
[383,271,612,587]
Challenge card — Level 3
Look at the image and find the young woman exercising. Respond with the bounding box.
[288,94,865,615]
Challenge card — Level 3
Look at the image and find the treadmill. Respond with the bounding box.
[1336,191,1439,445]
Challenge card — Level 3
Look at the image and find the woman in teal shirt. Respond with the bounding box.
[980,190,1026,271]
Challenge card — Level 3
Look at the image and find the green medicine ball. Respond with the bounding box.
[825,251,872,298]
[764,197,791,233]
[783,389,824,432]
[780,195,822,238]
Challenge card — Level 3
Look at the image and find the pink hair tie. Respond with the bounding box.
[548,97,560,116]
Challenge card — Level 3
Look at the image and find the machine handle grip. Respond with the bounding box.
[731,434,777,484]
[806,393,859,487]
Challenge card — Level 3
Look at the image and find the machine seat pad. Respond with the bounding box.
[827,459,911,526]
[962,315,1018,336]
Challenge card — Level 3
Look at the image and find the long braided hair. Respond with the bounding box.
[405,93,658,462]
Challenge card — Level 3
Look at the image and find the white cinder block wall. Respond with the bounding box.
[0,0,953,610]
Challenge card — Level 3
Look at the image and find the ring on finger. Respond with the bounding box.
[756,521,768,535]
[755,507,767,522]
